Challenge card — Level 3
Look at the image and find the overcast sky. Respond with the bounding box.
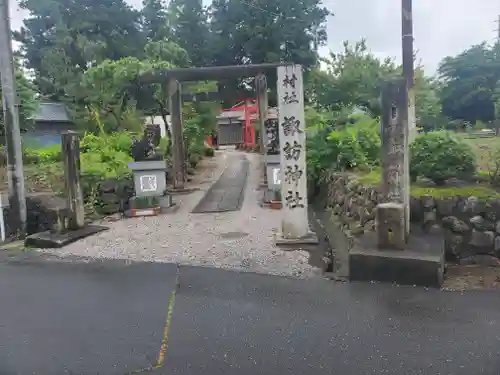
[9,0,500,74]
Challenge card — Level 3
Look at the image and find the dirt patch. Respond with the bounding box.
[443,265,500,291]
[187,152,226,189]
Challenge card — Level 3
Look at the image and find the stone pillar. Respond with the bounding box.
[168,79,185,190]
[256,74,268,185]
[61,131,85,230]
[276,65,313,241]
[376,78,410,249]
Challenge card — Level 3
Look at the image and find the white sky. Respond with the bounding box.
[9,0,500,74]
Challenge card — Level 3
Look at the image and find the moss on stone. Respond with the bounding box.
[355,170,381,186]
[354,170,500,199]
[410,186,500,199]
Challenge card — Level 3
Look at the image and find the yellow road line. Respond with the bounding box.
[127,264,180,374]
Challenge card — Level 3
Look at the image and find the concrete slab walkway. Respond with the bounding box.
[1,257,499,375]
[192,153,249,213]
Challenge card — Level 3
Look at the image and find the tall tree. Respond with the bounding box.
[0,66,38,134]
[307,40,397,115]
[169,0,211,67]
[438,42,500,123]
[15,0,144,100]
[141,0,170,42]
[209,0,330,68]
[208,0,329,105]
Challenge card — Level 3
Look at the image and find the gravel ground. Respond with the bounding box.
[40,150,320,278]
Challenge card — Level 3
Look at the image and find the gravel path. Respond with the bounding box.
[41,150,320,278]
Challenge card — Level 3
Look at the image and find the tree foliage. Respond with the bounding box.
[169,0,211,67]
[438,42,500,123]
[308,40,397,115]
[0,66,38,134]
[15,0,144,100]
[210,0,329,67]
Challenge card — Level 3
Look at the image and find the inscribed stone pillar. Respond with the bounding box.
[276,65,310,239]
[377,79,410,249]
[62,131,85,230]
[168,79,185,190]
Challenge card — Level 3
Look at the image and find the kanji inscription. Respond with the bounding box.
[277,64,310,238]
[281,116,303,137]
[283,141,302,161]
[284,165,303,186]
[285,190,305,209]
[282,73,298,89]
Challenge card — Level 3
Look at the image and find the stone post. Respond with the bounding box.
[168,79,186,190]
[256,74,268,185]
[276,65,314,242]
[376,79,410,249]
[61,131,85,230]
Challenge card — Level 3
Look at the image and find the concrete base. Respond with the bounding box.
[261,188,275,204]
[349,244,445,288]
[160,204,180,214]
[274,231,319,247]
[124,207,161,218]
[24,225,108,249]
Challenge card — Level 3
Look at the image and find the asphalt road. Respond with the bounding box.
[1,256,500,375]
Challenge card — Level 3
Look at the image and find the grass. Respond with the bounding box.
[355,169,500,199]
[456,133,500,172]
[353,132,500,199]
[0,162,65,194]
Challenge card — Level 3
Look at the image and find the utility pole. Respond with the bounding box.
[401,0,414,235]
[497,14,500,41]
[402,0,416,142]
[0,0,27,237]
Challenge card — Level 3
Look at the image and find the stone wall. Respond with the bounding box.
[88,177,134,216]
[2,176,134,239]
[316,172,500,265]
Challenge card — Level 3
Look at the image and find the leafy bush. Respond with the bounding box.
[410,131,476,185]
[80,131,134,154]
[23,144,62,164]
[204,147,215,157]
[327,130,367,170]
[79,132,133,179]
[306,112,381,187]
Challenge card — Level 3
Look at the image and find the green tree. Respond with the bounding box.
[413,68,444,130]
[145,40,190,67]
[0,67,38,134]
[141,0,171,42]
[438,42,500,123]
[15,0,144,100]
[307,40,397,115]
[169,0,210,67]
[81,39,190,134]
[209,0,329,68]
[208,0,329,105]
[81,58,144,131]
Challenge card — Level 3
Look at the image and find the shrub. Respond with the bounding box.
[410,131,476,185]
[204,147,215,157]
[327,130,367,170]
[80,131,134,154]
[306,113,381,188]
[487,147,500,186]
[23,144,62,164]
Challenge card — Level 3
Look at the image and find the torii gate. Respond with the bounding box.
[140,64,278,191]
[139,63,315,242]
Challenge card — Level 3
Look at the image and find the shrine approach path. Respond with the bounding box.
[40,149,321,278]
